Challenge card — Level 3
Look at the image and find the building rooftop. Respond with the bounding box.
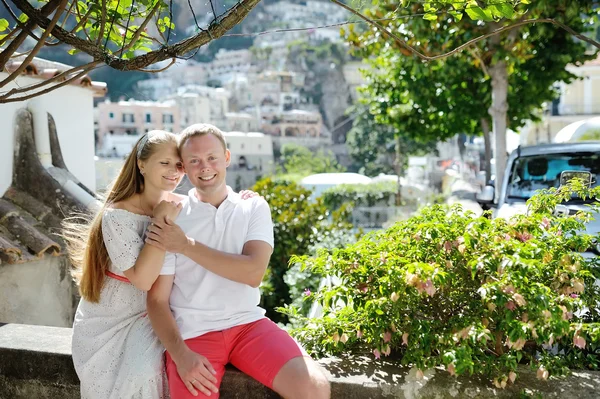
[2,57,107,97]
[0,187,63,265]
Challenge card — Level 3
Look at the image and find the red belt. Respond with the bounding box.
[106,270,131,283]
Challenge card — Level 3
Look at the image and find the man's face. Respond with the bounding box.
[181,134,230,196]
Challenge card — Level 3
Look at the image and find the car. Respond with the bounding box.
[476,142,600,258]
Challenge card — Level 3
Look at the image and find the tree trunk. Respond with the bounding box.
[394,135,403,206]
[488,61,509,199]
[481,118,492,184]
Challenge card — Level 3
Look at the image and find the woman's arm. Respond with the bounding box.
[118,201,181,291]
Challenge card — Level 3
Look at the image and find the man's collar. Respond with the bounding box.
[188,186,241,207]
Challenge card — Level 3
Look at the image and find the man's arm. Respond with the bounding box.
[146,275,219,396]
[184,239,271,288]
[146,223,271,288]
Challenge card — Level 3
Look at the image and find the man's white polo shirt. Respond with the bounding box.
[160,187,274,340]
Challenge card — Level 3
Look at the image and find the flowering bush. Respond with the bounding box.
[280,181,600,387]
[252,177,355,322]
[321,181,398,211]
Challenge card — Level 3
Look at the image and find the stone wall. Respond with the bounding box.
[2,323,600,399]
[0,257,76,328]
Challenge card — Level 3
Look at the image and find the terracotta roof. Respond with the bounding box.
[0,187,63,264]
[2,57,107,97]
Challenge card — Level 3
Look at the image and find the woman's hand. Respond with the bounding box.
[239,190,261,200]
[153,200,182,223]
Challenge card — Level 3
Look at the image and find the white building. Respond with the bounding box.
[225,131,274,174]
[521,54,600,145]
[171,85,230,128]
[0,57,106,328]
[1,58,106,193]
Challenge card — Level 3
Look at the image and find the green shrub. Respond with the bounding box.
[253,177,354,323]
[321,181,397,211]
[280,180,600,388]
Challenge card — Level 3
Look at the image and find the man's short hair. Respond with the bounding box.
[178,123,227,153]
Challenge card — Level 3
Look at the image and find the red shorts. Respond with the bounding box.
[165,318,305,398]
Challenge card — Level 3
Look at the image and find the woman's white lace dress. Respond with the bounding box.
[72,208,169,399]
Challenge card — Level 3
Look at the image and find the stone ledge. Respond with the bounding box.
[2,323,600,398]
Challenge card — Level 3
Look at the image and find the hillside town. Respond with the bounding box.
[1,1,600,398]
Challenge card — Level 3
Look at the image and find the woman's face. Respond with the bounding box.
[139,142,183,192]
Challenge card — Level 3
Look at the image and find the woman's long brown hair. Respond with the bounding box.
[63,131,178,302]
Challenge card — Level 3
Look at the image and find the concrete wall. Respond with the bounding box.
[0,73,97,195]
[0,257,76,328]
[2,323,600,399]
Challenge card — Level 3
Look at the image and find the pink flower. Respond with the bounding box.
[383,331,392,343]
[537,366,549,381]
[423,279,436,297]
[505,301,517,311]
[541,217,551,229]
[382,344,391,356]
[304,288,311,296]
[447,363,456,376]
[332,332,340,343]
[444,241,452,253]
[356,330,363,338]
[402,332,409,346]
[513,293,527,307]
[373,348,381,359]
[415,369,424,380]
[570,293,579,299]
[357,283,368,293]
[340,333,349,344]
[509,371,517,383]
[574,335,586,349]
[390,292,400,302]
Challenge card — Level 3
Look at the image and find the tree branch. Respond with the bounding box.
[11,0,261,71]
[0,0,68,89]
[0,0,61,69]
[0,63,98,104]
[0,61,100,99]
[116,1,161,56]
[330,0,600,61]
[97,0,107,45]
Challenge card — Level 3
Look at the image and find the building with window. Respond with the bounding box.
[95,99,180,156]
[521,54,600,144]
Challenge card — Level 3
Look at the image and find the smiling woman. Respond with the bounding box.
[62,129,186,399]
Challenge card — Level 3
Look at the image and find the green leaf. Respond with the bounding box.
[489,4,515,19]
[423,13,438,22]
[18,13,28,23]
[465,6,493,21]
[68,48,80,55]
[0,18,8,32]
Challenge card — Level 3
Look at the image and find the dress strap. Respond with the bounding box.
[106,270,131,283]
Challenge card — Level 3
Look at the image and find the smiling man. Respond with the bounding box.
[145,124,330,399]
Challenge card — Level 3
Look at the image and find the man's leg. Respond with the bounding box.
[165,331,228,399]
[227,318,330,399]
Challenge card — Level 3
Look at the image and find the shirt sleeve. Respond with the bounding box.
[245,198,274,249]
[101,211,144,272]
[160,252,177,275]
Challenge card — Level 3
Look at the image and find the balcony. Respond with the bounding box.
[552,102,600,116]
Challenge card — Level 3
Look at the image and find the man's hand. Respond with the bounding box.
[153,200,182,223]
[146,219,190,253]
[174,349,219,396]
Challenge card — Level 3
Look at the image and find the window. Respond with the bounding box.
[122,113,134,123]
[145,113,152,123]
[240,143,245,149]
[163,113,174,124]
[109,112,114,119]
